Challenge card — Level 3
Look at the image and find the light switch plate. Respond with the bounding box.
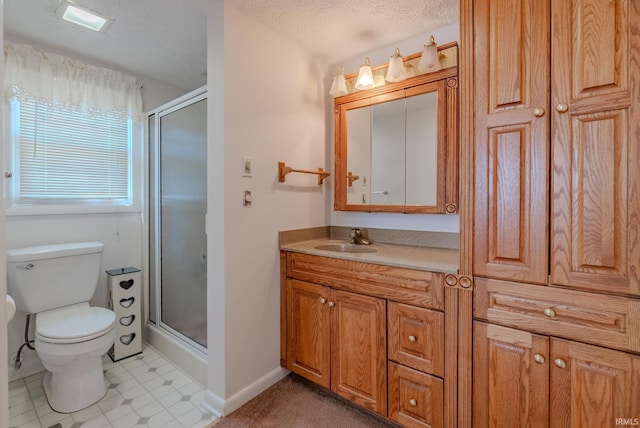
[242,190,252,207]
[242,156,252,177]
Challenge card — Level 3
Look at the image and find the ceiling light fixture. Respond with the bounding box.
[385,48,407,82]
[418,36,439,72]
[355,57,375,90]
[56,0,113,33]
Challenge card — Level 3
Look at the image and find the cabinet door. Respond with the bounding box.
[550,339,640,428]
[473,0,550,284]
[331,290,387,416]
[286,279,331,388]
[473,322,549,428]
[388,362,444,428]
[551,0,640,296]
[388,302,444,376]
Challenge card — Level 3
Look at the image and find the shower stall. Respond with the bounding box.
[147,87,208,364]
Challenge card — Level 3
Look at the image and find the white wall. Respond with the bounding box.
[205,2,327,415]
[328,22,461,233]
[3,38,188,381]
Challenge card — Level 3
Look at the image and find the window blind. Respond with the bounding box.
[16,97,131,203]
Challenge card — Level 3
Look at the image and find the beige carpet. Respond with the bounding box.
[210,374,398,428]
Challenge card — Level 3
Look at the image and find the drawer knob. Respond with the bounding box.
[320,298,327,304]
[556,102,569,113]
[554,358,567,369]
[409,399,417,407]
[328,301,335,307]
[408,335,417,343]
[532,107,545,117]
[533,353,545,364]
[543,307,556,318]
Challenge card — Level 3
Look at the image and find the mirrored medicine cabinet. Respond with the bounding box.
[333,43,458,214]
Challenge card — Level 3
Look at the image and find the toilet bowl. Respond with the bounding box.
[6,242,116,413]
[35,303,116,413]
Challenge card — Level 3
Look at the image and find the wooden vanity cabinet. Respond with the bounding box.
[472,322,549,428]
[282,251,449,426]
[473,0,640,295]
[286,278,387,415]
[389,362,444,428]
[464,0,640,425]
[473,322,640,428]
[285,279,331,388]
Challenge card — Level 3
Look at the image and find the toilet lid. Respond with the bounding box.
[36,306,115,344]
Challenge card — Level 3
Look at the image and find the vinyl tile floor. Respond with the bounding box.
[8,343,217,428]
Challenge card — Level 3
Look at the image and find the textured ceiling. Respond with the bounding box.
[4,0,458,91]
[225,0,459,64]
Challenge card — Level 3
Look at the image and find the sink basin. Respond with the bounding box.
[314,243,377,253]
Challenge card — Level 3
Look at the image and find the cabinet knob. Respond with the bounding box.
[409,399,417,407]
[320,298,327,304]
[543,307,556,318]
[556,102,569,113]
[532,107,545,117]
[533,353,545,364]
[554,358,567,369]
[328,301,335,307]
[408,335,417,343]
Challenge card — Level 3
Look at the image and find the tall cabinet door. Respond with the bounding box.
[551,0,640,296]
[331,290,387,416]
[550,339,640,428]
[473,322,549,428]
[286,279,331,388]
[473,0,550,284]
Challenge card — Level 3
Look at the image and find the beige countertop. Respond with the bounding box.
[280,238,459,274]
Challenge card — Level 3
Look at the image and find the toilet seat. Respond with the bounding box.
[36,304,115,344]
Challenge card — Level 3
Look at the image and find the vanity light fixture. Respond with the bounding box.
[56,0,113,33]
[329,67,348,97]
[385,48,407,82]
[418,35,439,72]
[355,57,375,90]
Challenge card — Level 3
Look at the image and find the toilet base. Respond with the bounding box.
[42,357,108,413]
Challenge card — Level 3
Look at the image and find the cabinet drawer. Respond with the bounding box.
[287,252,443,310]
[388,362,443,428]
[388,302,444,376]
[474,278,640,353]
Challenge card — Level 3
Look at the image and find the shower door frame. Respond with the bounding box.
[147,86,208,355]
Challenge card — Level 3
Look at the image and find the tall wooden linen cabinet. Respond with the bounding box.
[460,0,640,426]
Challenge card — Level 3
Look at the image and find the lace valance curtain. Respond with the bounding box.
[4,41,142,121]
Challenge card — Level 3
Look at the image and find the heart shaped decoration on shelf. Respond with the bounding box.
[120,333,136,345]
[120,314,135,326]
[119,279,134,290]
[119,297,135,308]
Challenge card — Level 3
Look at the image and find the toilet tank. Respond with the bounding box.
[6,242,105,314]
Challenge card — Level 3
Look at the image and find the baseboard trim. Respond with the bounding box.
[202,390,224,418]
[202,367,289,417]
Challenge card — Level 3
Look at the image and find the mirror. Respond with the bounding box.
[334,54,458,214]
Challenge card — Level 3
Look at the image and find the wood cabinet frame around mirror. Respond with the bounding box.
[333,46,458,214]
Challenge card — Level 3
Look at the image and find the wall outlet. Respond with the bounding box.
[242,156,252,177]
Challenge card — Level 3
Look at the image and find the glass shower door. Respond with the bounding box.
[149,91,207,350]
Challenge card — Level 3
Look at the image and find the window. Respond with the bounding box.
[4,41,143,215]
[11,95,132,205]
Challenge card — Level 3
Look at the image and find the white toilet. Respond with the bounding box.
[7,242,116,413]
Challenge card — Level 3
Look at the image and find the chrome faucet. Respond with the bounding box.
[350,228,371,245]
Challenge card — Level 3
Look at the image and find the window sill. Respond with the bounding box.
[5,203,141,216]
